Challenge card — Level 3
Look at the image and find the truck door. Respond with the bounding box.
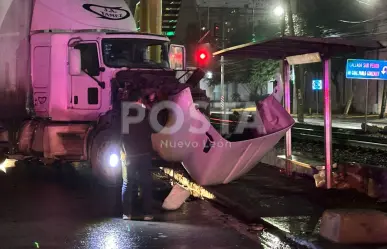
[71,42,102,110]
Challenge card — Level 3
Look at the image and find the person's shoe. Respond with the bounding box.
[122,214,132,220]
[143,215,154,221]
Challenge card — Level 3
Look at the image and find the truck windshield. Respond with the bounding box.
[102,38,170,69]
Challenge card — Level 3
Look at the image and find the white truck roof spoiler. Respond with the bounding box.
[31,0,137,33]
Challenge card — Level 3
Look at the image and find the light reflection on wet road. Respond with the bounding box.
[0,165,262,249]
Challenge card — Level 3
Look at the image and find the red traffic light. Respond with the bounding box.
[194,43,212,68]
[195,49,209,62]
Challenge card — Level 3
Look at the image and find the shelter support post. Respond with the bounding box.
[323,58,332,189]
[283,60,292,176]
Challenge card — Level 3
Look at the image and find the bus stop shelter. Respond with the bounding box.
[213,36,384,188]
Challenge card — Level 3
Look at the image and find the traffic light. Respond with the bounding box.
[194,43,212,68]
[162,0,182,37]
[213,23,220,37]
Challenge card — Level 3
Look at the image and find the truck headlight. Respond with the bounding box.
[109,153,119,168]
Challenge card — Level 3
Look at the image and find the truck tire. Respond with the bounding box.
[90,129,122,188]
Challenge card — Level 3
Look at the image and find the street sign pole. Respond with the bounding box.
[316,91,319,115]
[365,80,369,131]
[312,79,322,114]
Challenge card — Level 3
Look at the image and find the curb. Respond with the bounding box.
[160,167,314,248]
[205,185,325,249]
[160,167,246,213]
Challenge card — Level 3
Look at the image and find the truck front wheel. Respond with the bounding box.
[90,129,122,188]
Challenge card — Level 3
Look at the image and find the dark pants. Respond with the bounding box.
[121,153,153,216]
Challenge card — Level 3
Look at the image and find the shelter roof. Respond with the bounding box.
[213,36,385,60]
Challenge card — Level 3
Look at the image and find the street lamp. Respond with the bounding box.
[356,0,373,6]
[273,5,285,16]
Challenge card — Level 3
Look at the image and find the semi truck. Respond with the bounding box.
[0,0,209,185]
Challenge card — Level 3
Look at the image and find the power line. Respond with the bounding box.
[332,21,387,38]
[338,10,387,24]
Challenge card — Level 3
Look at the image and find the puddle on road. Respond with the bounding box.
[260,231,292,249]
[261,216,320,235]
[258,215,322,249]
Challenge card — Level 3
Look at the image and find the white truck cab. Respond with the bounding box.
[29,0,181,121]
[32,31,173,121]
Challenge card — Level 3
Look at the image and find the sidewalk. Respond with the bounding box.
[299,117,387,129]
[210,110,387,130]
[204,164,387,249]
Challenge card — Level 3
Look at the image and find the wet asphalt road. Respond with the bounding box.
[0,163,261,249]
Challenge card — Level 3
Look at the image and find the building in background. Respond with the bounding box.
[161,0,182,37]
[195,0,275,49]
[127,0,387,115]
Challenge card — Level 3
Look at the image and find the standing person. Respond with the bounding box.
[121,90,155,221]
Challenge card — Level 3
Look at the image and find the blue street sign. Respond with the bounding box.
[312,80,322,90]
[346,59,387,80]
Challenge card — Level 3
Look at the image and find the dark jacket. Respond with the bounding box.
[121,104,154,156]
[103,98,169,157]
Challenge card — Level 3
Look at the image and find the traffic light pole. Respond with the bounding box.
[221,56,225,116]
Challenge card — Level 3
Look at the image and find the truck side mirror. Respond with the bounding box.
[69,49,82,76]
[169,44,186,70]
